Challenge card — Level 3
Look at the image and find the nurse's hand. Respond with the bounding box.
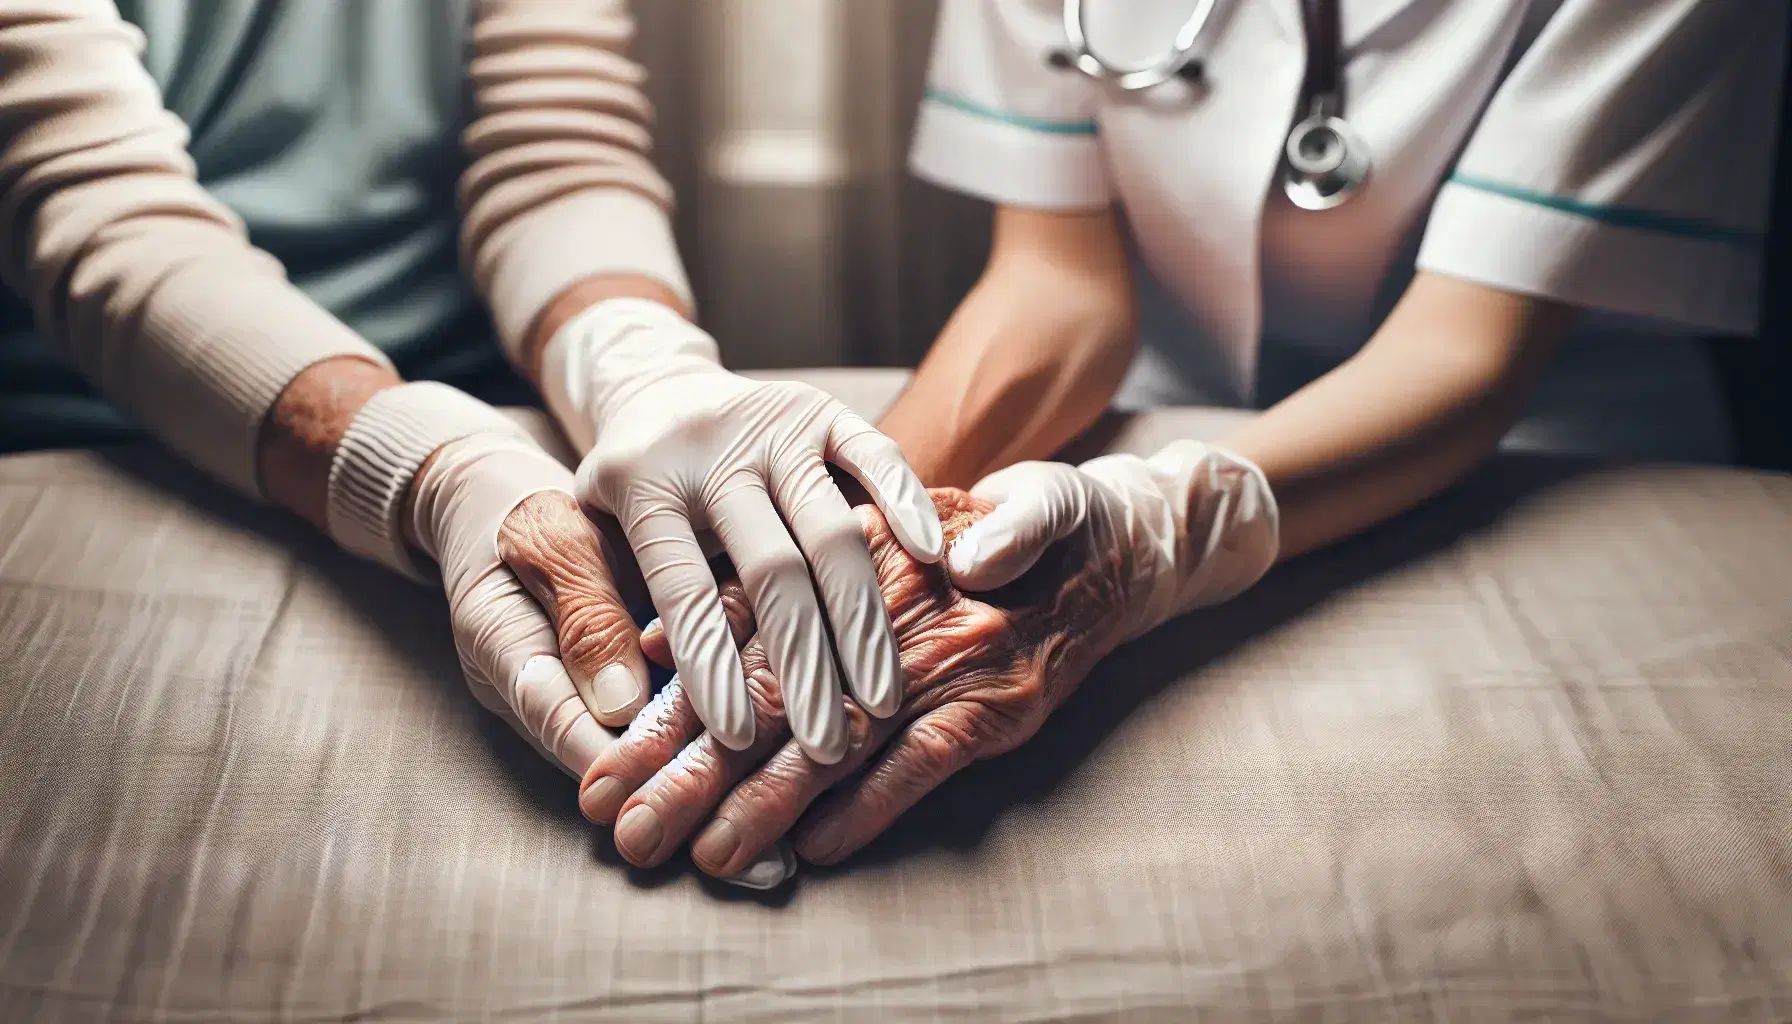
[541,298,944,766]
[952,443,1281,644]
[577,489,1129,876]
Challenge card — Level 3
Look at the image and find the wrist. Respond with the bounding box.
[327,381,528,579]
[522,275,693,384]
[539,296,722,453]
[258,356,404,531]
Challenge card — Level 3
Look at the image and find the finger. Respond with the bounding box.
[617,502,755,751]
[684,706,890,879]
[641,577,756,668]
[770,449,902,719]
[498,490,649,725]
[708,484,849,765]
[825,409,944,564]
[793,704,987,866]
[578,674,703,824]
[579,669,799,890]
[946,464,1087,591]
[465,650,615,779]
[607,640,800,866]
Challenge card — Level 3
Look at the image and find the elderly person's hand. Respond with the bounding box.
[578,443,1279,877]
[403,423,651,779]
[574,488,1119,874]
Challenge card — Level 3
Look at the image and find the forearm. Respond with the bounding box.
[0,1,397,495]
[1222,273,1573,561]
[878,207,1135,488]
[460,0,693,377]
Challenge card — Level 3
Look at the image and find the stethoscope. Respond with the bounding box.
[1047,0,1370,211]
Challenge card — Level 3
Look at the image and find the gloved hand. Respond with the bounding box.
[541,298,945,765]
[406,428,798,890]
[407,429,651,777]
[579,444,1277,875]
[947,440,1281,646]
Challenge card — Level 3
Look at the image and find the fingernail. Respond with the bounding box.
[593,664,641,717]
[692,819,742,871]
[615,805,664,863]
[643,616,663,639]
[726,841,796,890]
[802,818,846,863]
[580,775,628,823]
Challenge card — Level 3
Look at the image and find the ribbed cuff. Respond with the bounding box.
[119,271,397,500]
[326,382,526,581]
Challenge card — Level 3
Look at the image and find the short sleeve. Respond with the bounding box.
[908,0,1112,210]
[1417,0,1788,337]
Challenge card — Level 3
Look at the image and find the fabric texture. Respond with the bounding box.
[2,370,1790,1022]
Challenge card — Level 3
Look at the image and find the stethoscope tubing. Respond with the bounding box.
[1049,0,1370,208]
[1057,0,1218,91]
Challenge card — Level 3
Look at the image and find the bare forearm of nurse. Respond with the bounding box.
[877,205,1137,488]
[1222,272,1574,562]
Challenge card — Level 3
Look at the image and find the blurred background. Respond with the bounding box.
[629,0,989,371]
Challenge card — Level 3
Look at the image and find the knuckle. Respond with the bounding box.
[743,656,788,724]
[841,700,876,757]
[650,740,726,802]
[904,718,975,775]
[621,677,692,746]
[730,748,813,808]
[557,599,636,669]
[582,448,646,503]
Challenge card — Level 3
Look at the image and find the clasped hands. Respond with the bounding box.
[426,299,1278,888]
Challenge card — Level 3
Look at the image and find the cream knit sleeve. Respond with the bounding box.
[460,0,693,363]
[0,0,393,497]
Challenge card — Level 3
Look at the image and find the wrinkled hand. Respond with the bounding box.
[543,299,944,765]
[577,489,1129,876]
[408,432,650,778]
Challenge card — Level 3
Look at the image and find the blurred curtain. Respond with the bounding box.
[632,0,991,369]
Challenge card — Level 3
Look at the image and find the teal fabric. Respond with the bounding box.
[0,0,506,454]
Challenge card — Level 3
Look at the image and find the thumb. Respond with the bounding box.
[498,490,650,726]
[947,463,1089,591]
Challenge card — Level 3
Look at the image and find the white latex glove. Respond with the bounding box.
[542,298,945,765]
[408,430,636,776]
[409,429,797,890]
[946,441,1281,646]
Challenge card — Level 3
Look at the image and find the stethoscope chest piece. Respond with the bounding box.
[1282,97,1370,211]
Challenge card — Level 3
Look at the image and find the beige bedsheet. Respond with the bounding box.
[2,369,1790,1022]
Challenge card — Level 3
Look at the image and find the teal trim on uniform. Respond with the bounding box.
[1449,172,1761,249]
[923,87,1099,136]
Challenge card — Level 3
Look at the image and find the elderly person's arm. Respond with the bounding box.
[0,0,647,775]
[578,443,1276,874]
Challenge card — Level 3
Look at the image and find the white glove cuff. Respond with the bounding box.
[541,298,721,452]
[326,382,528,581]
[1083,440,1280,642]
